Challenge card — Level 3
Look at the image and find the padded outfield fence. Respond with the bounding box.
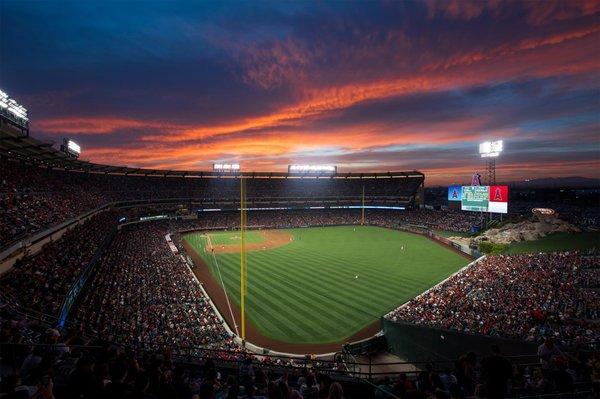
[381,317,539,365]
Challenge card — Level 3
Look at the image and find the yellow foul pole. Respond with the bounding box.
[240,177,247,340]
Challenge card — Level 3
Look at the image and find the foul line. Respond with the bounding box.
[205,234,239,337]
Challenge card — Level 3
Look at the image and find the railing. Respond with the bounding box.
[0,293,58,325]
[2,343,594,399]
[0,340,548,380]
[57,228,117,328]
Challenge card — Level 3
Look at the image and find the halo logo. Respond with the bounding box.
[493,186,503,201]
[471,173,482,186]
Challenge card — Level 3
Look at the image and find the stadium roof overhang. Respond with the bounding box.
[0,123,424,180]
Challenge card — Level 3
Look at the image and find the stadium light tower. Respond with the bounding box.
[479,140,503,185]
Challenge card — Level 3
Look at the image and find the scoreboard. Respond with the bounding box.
[461,186,489,211]
[448,185,509,214]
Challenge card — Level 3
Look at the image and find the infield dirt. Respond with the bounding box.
[207,230,294,254]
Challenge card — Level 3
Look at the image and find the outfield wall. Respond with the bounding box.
[382,318,538,364]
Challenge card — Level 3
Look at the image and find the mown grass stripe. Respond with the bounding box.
[225,258,350,340]
[211,238,426,340]
[184,225,468,344]
[217,253,364,340]
[216,258,334,339]
[254,251,413,309]
[253,254,396,317]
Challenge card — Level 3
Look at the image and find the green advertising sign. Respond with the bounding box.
[461,186,489,212]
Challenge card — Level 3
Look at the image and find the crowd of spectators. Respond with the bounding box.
[1,298,357,399]
[1,213,598,397]
[0,158,422,249]
[374,343,599,398]
[0,160,107,248]
[2,158,598,397]
[0,212,117,318]
[70,220,346,372]
[3,297,599,398]
[136,209,476,234]
[392,209,479,232]
[0,204,478,359]
[387,252,600,348]
[73,224,236,354]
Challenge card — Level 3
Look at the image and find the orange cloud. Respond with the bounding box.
[80,116,511,173]
[35,23,598,145]
[35,117,185,134]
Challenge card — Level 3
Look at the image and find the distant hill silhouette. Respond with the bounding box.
[433,177,600,188]
[505,177,600,188]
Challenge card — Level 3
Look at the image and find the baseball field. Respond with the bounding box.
[183,225,469,347]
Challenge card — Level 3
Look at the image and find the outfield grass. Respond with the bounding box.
[503,231,600,254]
[184,226,468,344]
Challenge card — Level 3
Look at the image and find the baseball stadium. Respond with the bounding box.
[1,2,600,398]
[1,101,599,398]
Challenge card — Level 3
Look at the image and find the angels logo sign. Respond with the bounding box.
[488,185,508,213]
[447,186,463,202]
[471,173,482,186]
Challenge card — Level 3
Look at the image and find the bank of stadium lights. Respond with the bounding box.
[60,138,81,159]
[68,140,81,155]
[0,89,29,127]
[0,91,9,110]
[288,164,337,173]
[213,163,240,172]
[479,140,503,158]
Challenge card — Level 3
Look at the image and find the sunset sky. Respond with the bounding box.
[1,0,598,185]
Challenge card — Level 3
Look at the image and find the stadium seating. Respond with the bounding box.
[0,158,423,250]
[0,212,117,318]
[2,295,597,398]
[387,251,600,347]
[74,223,235,353]
[393,208,479,232]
